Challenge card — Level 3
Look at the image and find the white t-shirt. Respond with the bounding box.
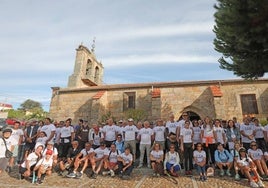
[89,131,103,146]
[248,148,263,160]
[60,126,74,143]
[94,147,109,159]
[36,157,53,170]
[153,126,166,142]
[240,124,255,143]
[123,125,138,141]
[138,128,153,145]
[150,150,164,160]
[167,152,178,164]
[10,128,24,144]
[214,126,225,144]
[21,152,39,168]
[192,127,201,144]
[180,128,193,143]
[80,148,94,157]
[254,125,264,139]
[193,150,206,163]
[40,124,56,139]
[178,119,193,130]
[4,137,16,149]
[120,152,133,164]
[102,125,118,141]
[36,136,48,146]
[166,121,179,134]
[237,156,252,167]
[201,125,215,143]
[105,149,121,163]
[0,139,6,158]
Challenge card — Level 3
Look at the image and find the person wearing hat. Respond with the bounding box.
[0,127,13,174]
[42,141,58,167]
[33,149,53,184]
[237,147,265,188]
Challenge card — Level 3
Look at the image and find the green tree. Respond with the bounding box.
[213,0,268,79]
[7,109,25,119]
[124,109,147,122]
[19,99,42,111]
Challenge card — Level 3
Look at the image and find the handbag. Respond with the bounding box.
[2,138,13,158]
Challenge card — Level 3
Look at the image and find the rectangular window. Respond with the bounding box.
[123,92,136,111]
[240,94,258,115]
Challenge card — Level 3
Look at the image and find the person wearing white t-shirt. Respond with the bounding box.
[237,147,265,188]
[164,144,180,177]
[193,143,207,181]
[165,114,179,152]
[103,143,121,177]
[58,119,74,158]
[153,119,166,151]
[240,117,256,151]
[102,118,119,147]
[248,141,268,178]
[34,149,53,184]
[253,118,267,151]
[180,120,194,175]
[118,147,134,179]
[123,118,138,161]
[0,128,13,174]
[177,112,193,140]
[89,124,104,149]
[67,142,94,178]
[39,118,56,144]
[20,143,44,178]
[137,121,154,168]
[42,141,58,167]
[91,142,109,178]
[214,119,227,146]
[10,121,24,166]
[192,120,202,145]
[150,143,164,176]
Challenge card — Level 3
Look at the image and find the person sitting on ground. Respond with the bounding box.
[150,143,164,177]
[230,142,242,180]
[42,141,58,168]
[91,142,109,178]
[33,149,53,184]
[19,143,44,179]
[164,144,180,177]
[247,141,268,179]
[237,147,265,188]
[214,142,233,176]
[193,143,207,181]
[67,142,94,178]
[103,143,120,177]
[58,141,80,175]
[117,147,134,179]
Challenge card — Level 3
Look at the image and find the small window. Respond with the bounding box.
[240,94,258,115]
[123,92,136,111]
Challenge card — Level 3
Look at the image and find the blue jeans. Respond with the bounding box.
[166,162,180,172]
[194,164,206,175]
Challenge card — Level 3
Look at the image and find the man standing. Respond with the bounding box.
[40,118,56,144]
[123,118,138,161]
[102,118,118,148]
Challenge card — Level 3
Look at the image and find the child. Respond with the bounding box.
[193,143,207,181]
[237,147,265,188]
[34,149,53,184]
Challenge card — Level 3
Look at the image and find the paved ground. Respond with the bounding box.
[0,165,268,188]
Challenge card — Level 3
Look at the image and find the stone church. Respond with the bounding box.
[49,45,268,124]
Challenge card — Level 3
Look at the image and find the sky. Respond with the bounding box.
[0,0,266,111]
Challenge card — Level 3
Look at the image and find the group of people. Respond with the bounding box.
[0,114,268,187]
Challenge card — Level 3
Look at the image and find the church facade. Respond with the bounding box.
[49,45,268,124]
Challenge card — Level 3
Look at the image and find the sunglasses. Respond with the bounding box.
[251,145,257,147]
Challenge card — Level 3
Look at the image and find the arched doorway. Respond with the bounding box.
[178,111,201,121]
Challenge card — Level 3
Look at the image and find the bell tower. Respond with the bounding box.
[67,44,104,88]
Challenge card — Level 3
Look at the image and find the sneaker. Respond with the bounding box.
[138,164,143,168]
[199,176,203,181]
[226,170,231,177]
[76,172,83,179]
[235,174,240,181]
[102,171,110,176]
[220,170,225,176]
[152,172,157,177]
[203,176,207,181]
[36,179,43,185]
[66,172,76,178]
[91,173,97,179]
[110,170,115,177]
[147,164,151,168]
[257,180,265,188]
[156,173,160,177]
[250,181,259,188]
[121,175,131,180]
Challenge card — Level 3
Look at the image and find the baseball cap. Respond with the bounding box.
[128,118,134,122]
[47,141,54,145]
[46,149,53,155]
